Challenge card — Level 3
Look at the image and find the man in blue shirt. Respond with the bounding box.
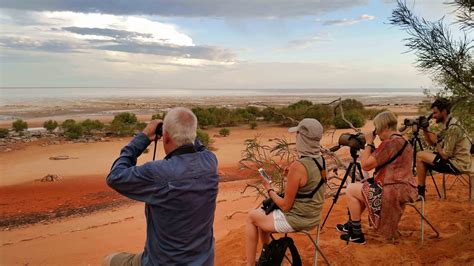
[102,107,219,266]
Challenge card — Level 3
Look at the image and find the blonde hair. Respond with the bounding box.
[373,111,397,132]
[163,107,197,146]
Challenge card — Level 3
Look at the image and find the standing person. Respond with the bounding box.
[336,111,417,243]
[103,107,219,266]
[245,118,326,265]
[416,98,472,198]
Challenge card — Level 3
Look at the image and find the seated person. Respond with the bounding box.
[416,98,472,198]
[336,111,417,244]
[245,118,326,265]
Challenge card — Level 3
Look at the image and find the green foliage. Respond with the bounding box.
[43,120,58,133]
[80,119,104,135]
[196,128,213,148]
[333,110,366,129]
[363,108,388,120]
[240,137,297,194]
[250,121,258,129]
[151,113,165,120]
[136,122,147,131]
[341,99,364,111]
[0,128,9,138]
[288,100,313,110]
[390,0,473,138]
[12,119,28,132]
[61,119,83,139]
[219,128,230,137]
[110,112,141,136]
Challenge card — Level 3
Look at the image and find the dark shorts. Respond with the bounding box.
[428,153,460,174]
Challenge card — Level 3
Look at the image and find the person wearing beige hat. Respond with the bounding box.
[245,118,326,265]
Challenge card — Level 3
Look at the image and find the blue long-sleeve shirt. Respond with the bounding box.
[107,133,219,265]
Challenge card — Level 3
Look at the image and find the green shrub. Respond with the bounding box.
[0,128,9,138]
[288,100,313,110]
[250,121,258,129]
[43,120,58,133]
[110,112,140,136]
[151,113,165,120]
[219,128,230,137]
[80,119,104,135]
[12,119,28,132]
[333,110,366,129]
[196,129,212,147]
[61,119,83,139]
[363,108,388,120]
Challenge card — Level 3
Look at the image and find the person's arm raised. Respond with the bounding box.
[267,161,305,212]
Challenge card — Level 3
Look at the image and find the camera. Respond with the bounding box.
[399,113,432,133]
[338,132,366,150]
[155,122,163,137]
[403,115,430,129]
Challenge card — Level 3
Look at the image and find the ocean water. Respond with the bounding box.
[0,87,425,105]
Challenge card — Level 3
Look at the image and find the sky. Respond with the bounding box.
[0,0,464,89]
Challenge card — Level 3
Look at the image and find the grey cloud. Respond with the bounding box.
[322,14,375,26]
[61,27,154,40]
[285,35,332,50]
[0,0,369,17]
[0,34,235,61]
[97,42,235,61]
[0,37,79,53]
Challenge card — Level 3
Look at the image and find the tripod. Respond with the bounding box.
[409,129,441,198]
[321,147,364,229]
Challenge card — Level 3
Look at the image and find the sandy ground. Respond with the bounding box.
[1,106,473,265]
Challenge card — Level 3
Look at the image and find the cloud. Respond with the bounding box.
[322,14,375,26]
[61,27,154,40]
[0,0,369,17]
[285,34,333,50]
[0,37,79,53]
[0,10,235,63]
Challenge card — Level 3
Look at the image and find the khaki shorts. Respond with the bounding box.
[110,252,142,266]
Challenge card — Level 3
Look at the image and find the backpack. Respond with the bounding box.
[256,236,302,266]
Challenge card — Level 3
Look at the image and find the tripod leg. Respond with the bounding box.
[321,162,353,229]
[416,138,441,198]
[356,163,364,182]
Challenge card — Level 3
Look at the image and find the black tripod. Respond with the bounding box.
[321,147,364,229]
[409,129,441,198]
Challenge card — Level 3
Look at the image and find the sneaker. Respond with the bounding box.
[340,232,366,245]
[336,222,350,233]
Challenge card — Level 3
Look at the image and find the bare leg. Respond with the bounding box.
[416,151,436,186]
[245,208,277,266]
[346,183,366,221]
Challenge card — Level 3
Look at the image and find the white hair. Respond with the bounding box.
[163,107,197,146]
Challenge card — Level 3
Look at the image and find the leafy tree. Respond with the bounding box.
[390,0,473,136]
[80,119,104,135]
[333,110,366,129]
[288,100,313,110]
[43,120,58,133]
[219,128,230,137]
[61,119,83,139]
[196,128,213,148]
[110,112,140,136]
[0,128,9,138]
[12,119,28,132]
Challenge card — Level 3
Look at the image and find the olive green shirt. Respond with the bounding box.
[438,117,472,173]
[284,156,326,231]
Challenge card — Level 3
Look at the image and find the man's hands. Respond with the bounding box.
[143,119,163,142]
[364,130,375,145]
